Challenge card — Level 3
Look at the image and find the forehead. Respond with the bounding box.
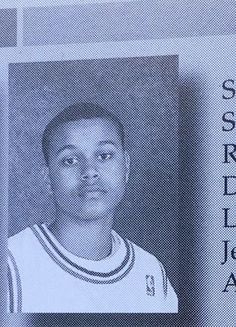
[49,118,121,149]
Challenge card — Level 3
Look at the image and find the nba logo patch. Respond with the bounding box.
[146,275,155,296]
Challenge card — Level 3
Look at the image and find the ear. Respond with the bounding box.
[41,165,53,195]
[124,150,130,183]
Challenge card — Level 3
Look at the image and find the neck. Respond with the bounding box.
[48,209,114,261]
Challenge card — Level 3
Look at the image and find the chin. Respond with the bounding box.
[79,213,108,221]
[65,202,113,221]
[81,204,112,220]
[57,197,118,221]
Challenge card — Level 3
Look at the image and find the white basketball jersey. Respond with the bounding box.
[8,224,178,313]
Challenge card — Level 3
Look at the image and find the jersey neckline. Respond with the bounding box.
[31,223,135,284]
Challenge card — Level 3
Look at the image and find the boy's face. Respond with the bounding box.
[44,118,130,221]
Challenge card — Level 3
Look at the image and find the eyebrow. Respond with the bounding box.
[56,141,117,155]
[56,144,77,155]
[98,140,117,146]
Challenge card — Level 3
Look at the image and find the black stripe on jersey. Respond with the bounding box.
[8,250,22,313]
[7,265,14,313]
[38,224,131,278]
[31,225,135,284]
[160,263,168,297]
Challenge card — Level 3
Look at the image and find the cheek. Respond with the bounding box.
[50,169,79,192]
[102,161,126,187]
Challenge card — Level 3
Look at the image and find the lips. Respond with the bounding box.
[78,186,107,197]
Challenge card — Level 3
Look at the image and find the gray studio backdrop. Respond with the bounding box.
[9,55,178,291]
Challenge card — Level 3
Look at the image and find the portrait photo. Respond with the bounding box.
[8,54,179,313]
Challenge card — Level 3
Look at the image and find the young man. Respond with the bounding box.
[8,102,178,313]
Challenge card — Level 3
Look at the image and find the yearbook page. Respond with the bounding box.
[0,1,235,326]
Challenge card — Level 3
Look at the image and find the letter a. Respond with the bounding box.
[222,273,236,292]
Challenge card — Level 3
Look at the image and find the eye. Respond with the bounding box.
[97,152,113,161]
[62,156,79,166]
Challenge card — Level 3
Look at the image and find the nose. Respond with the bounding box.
[81,166,99,181]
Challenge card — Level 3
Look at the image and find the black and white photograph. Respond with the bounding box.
[8,55,179,313]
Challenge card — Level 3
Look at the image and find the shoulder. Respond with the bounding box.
[114,231,169,280]
[7,228,34,313]
[126,236,164,270]
[8,225,44,268]
[7,224,47,313]
[120,235,178,312]
[8,226,36,253]
[8,226,34,243]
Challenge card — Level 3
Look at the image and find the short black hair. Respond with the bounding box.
[42,102,125,165]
